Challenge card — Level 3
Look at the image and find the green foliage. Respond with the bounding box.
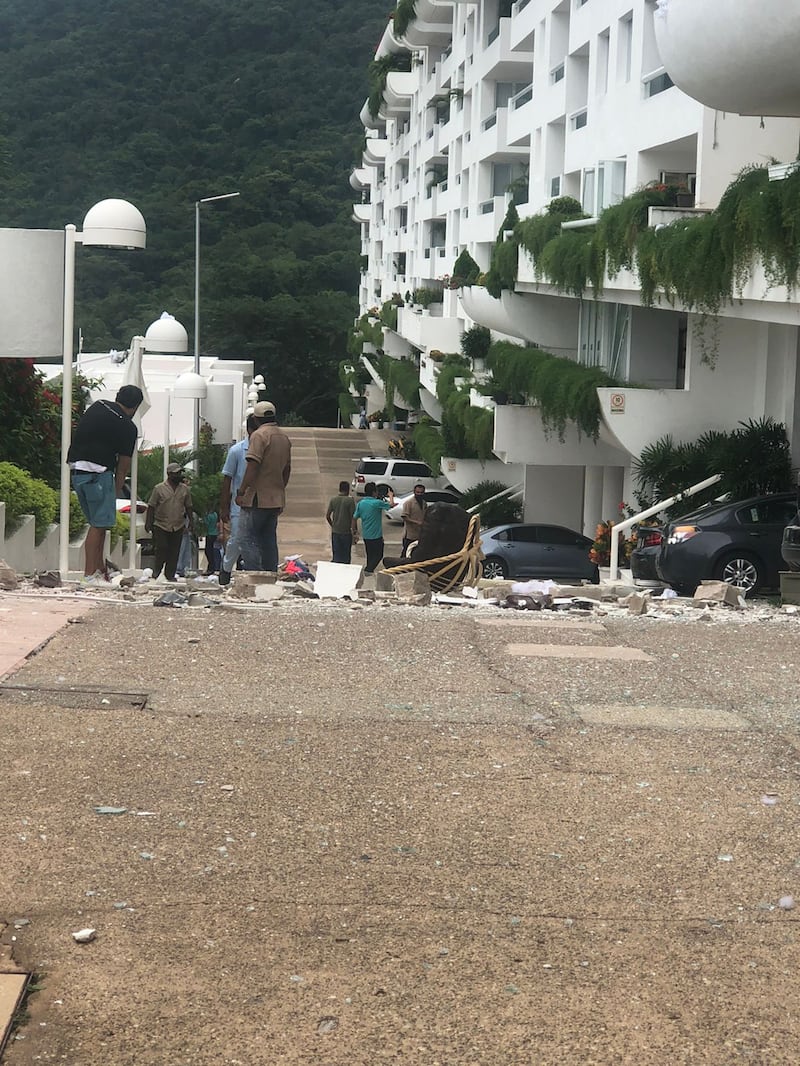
[392,0,417,39]
[459,480,522,527]
[391,1,417,37]
[634,418,792,513]
[0,361,61,487]
[412,287,442,308]
[451,249,481,286]
[69,492,86,539]
[379,299,398,331]
[367,50,412,119]
[460,325,491,363]
[487,340,618,440]
[0,462,57,542]
[412,418,445,474]
[0,0,387,428]
[517,167,800,323]
[484,202,520,298]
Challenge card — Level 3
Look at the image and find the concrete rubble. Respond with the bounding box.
[0,560,791,627]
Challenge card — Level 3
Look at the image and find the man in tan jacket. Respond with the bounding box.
[234,401,292,571]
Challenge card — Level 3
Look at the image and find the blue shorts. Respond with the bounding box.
[72,470,116,529]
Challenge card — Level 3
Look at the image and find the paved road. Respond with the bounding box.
[2,592,800,1064]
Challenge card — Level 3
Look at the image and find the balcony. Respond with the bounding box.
[381,72,417,120]
[397,306,463,353]
[507,84,534,146]
[363,137,388,166]
[360,99,385,132]
[460,287,579,352]
[654,0,800,117]
[351,203,372,224]
[494,404,628,466]
[349,168,371,192]
[479,17,534,82]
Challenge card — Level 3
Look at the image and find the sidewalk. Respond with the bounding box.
[0,592,93,681]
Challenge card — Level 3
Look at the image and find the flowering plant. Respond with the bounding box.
[588,502,637,566]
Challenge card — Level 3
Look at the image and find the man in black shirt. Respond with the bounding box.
[67,384,143,582]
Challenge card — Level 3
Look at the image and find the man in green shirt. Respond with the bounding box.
[353,481,395,574]
[326,481,357,564]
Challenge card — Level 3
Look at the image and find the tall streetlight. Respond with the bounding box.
[59,199,146,577]
[193,191,240,468]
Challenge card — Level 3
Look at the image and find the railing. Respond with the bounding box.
[466,483,524,516]
[608,474,723,580]
[482,111,498,130]
[510,84,533,109]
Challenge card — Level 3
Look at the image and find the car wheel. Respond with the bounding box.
[482,557,508,580]
[713,552,763,596]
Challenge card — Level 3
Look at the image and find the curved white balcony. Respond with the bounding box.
[360,100,385,131]
[460,286,578,352]
[380,71,417,120]
[349,168,371,192]
[415,0,455,25]
[397,306,463,353]
[363,137,388,166]
[655,0,800,117]
[376,20,406,59]
[351,203,371,224]
[493,404,628,466]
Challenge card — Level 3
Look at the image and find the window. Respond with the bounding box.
[550,175,562,197]
[737,500,797,526]
[596,29,609,94]
[398,462,434,478]
[618,13,633,83]
[572,109,588,130]
[509,526,539,543]
[551,62,565,83]
[645,70,674,97]
[535,526,586,546]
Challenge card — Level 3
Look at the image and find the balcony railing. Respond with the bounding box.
[510,84,533,110]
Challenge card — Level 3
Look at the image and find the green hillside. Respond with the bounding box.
[0,0,384,425]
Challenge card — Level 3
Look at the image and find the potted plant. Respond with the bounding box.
[368,408,385,429]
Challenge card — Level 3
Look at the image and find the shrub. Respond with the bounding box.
[69,493,86,540]
[0,461,58,543]
[459,480,522,528]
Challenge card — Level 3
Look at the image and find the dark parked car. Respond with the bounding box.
[630,525,666,587]
[781,520,800,570]
[480,523,599,583]
[656,492,797,596]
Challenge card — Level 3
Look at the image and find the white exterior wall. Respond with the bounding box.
[354,0,800,532]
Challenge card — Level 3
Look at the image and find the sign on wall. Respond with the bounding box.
[0,229,65,359]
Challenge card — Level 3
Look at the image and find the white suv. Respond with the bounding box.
[351,457,449,498]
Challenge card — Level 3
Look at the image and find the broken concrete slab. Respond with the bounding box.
[621,592,649,616]
[692,581,745,607]
[313,561,363,600]
[393,571,432,605]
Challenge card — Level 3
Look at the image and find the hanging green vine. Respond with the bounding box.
[509,166,800,314]
[392,0,418,39]
[486,340,619,441]
[484,203,520,298]
[367,51,412,119]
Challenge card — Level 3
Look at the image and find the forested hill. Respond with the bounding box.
[0,0,384,425]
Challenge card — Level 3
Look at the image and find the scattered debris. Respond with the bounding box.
[0,560,19,590]
[71,928,97,944]
[93,806,128,816]
[33,570,61,588]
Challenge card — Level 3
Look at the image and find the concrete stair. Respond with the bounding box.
[277,426,403,567]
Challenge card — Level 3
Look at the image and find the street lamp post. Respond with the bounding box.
[193,191,240,469]
[59,199,146,577]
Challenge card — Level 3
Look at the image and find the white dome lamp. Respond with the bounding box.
[81,198,146,250]
[173,371,208,400]
[144,312,189,354]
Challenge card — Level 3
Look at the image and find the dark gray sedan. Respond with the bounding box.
[480,523,599,583]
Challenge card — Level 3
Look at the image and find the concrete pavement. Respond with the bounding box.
[1,588,800,1064]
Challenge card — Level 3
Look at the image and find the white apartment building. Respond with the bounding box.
[352,0,800,534]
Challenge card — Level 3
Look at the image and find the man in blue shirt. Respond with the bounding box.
[218,414,259,585]
[353,481,395,574]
